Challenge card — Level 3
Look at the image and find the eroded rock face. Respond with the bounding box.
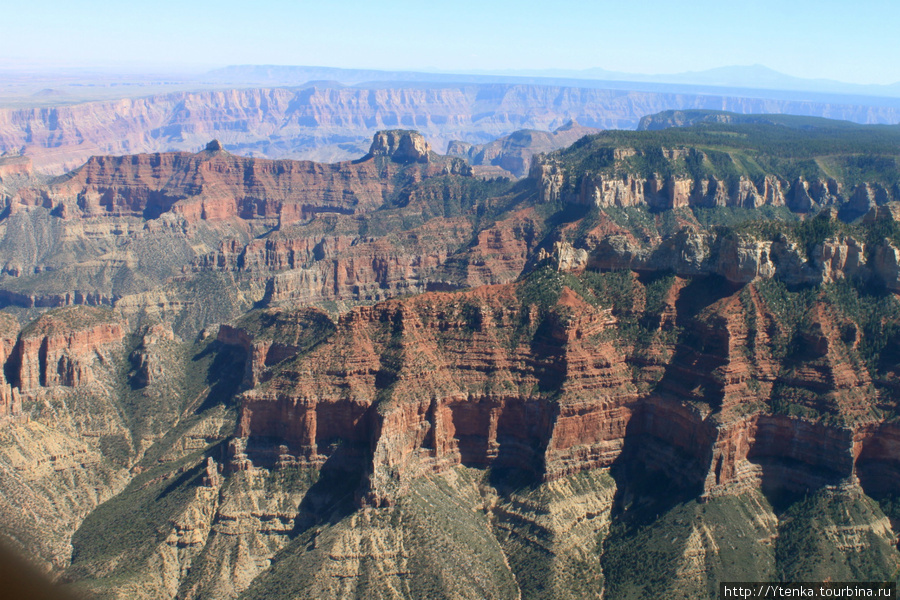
[225,274,900,510]
[532,143,898,214]
[14,147,391,226]
[582,229,894,287]
[447,121,602,178]
[0,313,20,421]
[7,129,477,228]
[217,307,334,388]
[571,172,803,211]
[871,243,900,292]
[13,307,125,391]
[254,228,470,306]
[706,415,856,495]
[530,160,565,203]
[0,306,140,573]
[367,130,431,163]
[0,131,521,321]
[232,285,624,490]
[129,323,178,388]
[10,85,900,175]
[6,117,900,598]
[0,154,32,181]
[539,241,589,272]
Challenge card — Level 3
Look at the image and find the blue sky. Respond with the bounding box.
[3,0,898,84]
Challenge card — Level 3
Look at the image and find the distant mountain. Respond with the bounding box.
[471,64,900,99]
[655,64,900,98]
[204,64,900,100]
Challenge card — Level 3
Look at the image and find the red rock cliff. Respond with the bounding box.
[225,273,900,506]
[0,313,21,420]
[11,131,471,227]
[11,307,125,392]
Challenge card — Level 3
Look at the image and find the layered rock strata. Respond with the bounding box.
[225,275,900,509]
[545,220,900,290]
[530,149,897,214]
[0,131,524,319]
[0,307,126,425]
[12,308,125,391]
[4,118,900,595]
[9,131,468,227]
[6,86,900,175]
[0,154,32,181]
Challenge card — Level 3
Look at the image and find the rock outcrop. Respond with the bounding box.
[0,313,20,421]
[534,163,876,213]
[3,116,900,597]
[367,130,431,163]
[446,121,601,178]
[560,228,891,288]
[536,204,900,290]
[531,125,900,214]
[12,307,124,391]
[0,154,32,181]
[0,131,520,320]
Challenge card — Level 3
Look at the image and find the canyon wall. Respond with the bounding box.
[9,132,469,226]
[0,313,20,421]
[532,155,899,215]
[1,117,899,596]
[0,131,519,319]
[0,154,32,181]
[4,85,900,174]
[0,306,126,423]
[224,277,900,508]
[568,230,900,289]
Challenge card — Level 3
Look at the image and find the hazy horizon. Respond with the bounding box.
[4,0,899,86]
[1,59,896,88]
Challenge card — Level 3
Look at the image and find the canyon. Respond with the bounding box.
[0,116,899,598]
[446,120,602,178]
[3,83,900,176]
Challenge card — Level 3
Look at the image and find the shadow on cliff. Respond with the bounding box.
[650,275,739,411]
[475,314,566,492]
[597,274,735,524]
[188,341,247,414]
[289,444,368,538]
[529,315,568,394]
[600,406,710,591]
[486,395,559,492]
[606,402,709,527]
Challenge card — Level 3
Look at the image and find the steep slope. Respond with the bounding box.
[0,304,246,575]
[10,133,470,225]
[226,267,900,493]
